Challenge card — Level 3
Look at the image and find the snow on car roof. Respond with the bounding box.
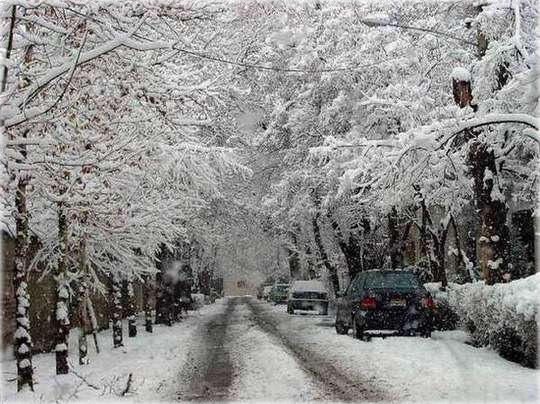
[290,280,326,292]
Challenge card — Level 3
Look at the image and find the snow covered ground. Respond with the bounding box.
[266,303,539,403]
[227,303,325,401]
[1,302,225,403]
[2,297,538,403]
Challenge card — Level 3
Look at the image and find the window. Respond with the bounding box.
[364,272,420,289]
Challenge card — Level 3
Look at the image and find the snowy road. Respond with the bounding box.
[246,298,386,402]
[3,297,537,403]
[177,296,386,402]
[177,296,538,403]
[177,299,235,400]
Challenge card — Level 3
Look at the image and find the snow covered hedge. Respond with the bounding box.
[427,274,539,368]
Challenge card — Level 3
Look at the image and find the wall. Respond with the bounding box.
[1,232,146,354]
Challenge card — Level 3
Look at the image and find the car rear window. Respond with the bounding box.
[364,272,420,289]
[292,291,327,299]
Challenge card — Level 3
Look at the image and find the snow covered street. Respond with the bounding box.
[3,297,537,403]
[252,300,539,403]
[2,1,538,402]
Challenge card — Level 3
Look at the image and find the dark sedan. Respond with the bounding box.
[335,270,434,340]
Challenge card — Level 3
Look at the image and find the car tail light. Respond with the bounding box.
[422,297,435,309]
[360,297,377,310]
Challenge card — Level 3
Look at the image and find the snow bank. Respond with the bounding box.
[427,274,539,368]
[266,302,538,403]
[2,302,224,403]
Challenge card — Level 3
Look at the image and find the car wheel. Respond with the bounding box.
[335,321,349,335]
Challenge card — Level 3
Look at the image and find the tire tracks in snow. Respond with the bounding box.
[226,298,327,401]
[176,298,236,401]
[247,298,388,403]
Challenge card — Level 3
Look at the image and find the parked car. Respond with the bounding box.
[287,280,328,315]
[335,270,434,339]
[269,283,289,304]
[262,285,273,301]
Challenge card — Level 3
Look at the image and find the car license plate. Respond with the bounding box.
[389,298,406,307]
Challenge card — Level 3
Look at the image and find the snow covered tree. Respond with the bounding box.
[111,273,124,348]
[125,276,137,338]
[2,0,248,382]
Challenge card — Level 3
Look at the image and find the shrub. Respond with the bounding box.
[447,274,539,368]
[424,282,459,330]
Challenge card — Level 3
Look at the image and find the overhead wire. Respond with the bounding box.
[171,46,393,74]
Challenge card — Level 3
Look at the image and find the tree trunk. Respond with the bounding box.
[312,213,340,293]
[54,201,70,375]
[287,231,301,281]
[126,277,137,337]
[154,246,172,325]
[469,144,510,284]
[304,243,316,279]
[111,273,123,348]
[387,207,402,268]
[8,10,34,389]
[199,269,211,296]
[13,156,33,391]
[399,221,412,266]
[77,281,89,365]
[428,236,448,290]
[155,272,172,326]
[311,189,340,292]
[452,34,510,284]
[449,216,472,283]
[77,226,91,365]
[86,295,100,354]
[0,5,16,93]
[418,198,449,289]
[330,219,363,280]
[143,275,153,333]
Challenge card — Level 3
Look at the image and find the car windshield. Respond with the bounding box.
[364,272,420,289]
